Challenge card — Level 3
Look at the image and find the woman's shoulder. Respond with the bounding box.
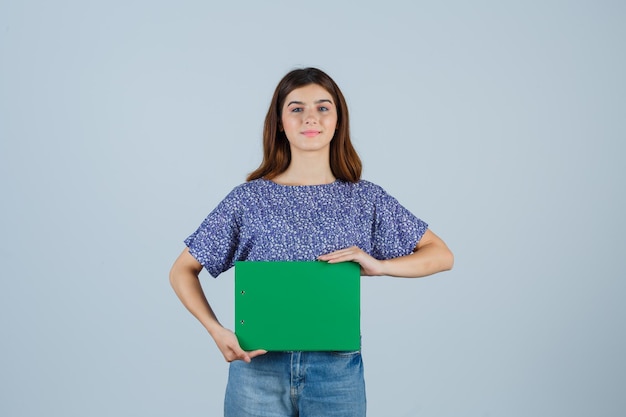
[224,178,270,199]
[231,178,266,190]
[345,179,387,195]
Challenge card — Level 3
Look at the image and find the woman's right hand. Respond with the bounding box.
[170,249,267,363]
[211,326,267,363]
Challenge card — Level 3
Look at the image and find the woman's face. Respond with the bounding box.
[280,84,338,156]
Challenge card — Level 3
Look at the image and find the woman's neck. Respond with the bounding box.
[273,152,335,186]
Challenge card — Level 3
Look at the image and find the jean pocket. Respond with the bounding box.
[330,350,361,357]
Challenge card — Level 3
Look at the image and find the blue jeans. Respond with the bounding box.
[224,351,366,417]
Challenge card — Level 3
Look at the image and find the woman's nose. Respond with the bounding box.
[304,110,318,124]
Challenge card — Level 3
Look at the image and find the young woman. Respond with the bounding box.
[170,67,453,417]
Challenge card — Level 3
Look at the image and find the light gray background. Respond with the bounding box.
[1,1,624,416]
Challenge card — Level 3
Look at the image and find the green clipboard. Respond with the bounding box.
[234,261,361,351]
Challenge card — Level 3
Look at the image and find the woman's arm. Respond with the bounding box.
[317,229,454,278]
[169,248,266,362]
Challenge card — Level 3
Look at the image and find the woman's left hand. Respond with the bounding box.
[317,246,384,276]
[317,230,453,278]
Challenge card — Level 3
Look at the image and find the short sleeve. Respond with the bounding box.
[184,189,242,278]
[370,188,428,260]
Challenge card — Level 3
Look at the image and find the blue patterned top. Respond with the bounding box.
[185,179,428,278]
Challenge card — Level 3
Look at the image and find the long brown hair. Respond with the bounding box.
[246,67,362,182]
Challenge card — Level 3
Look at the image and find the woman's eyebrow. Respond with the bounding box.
[286,99,334,107]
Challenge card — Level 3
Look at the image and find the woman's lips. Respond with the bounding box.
[302,130,321,137]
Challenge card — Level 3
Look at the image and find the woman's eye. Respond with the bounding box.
[291,107,303,113]
[319,106,329,112]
